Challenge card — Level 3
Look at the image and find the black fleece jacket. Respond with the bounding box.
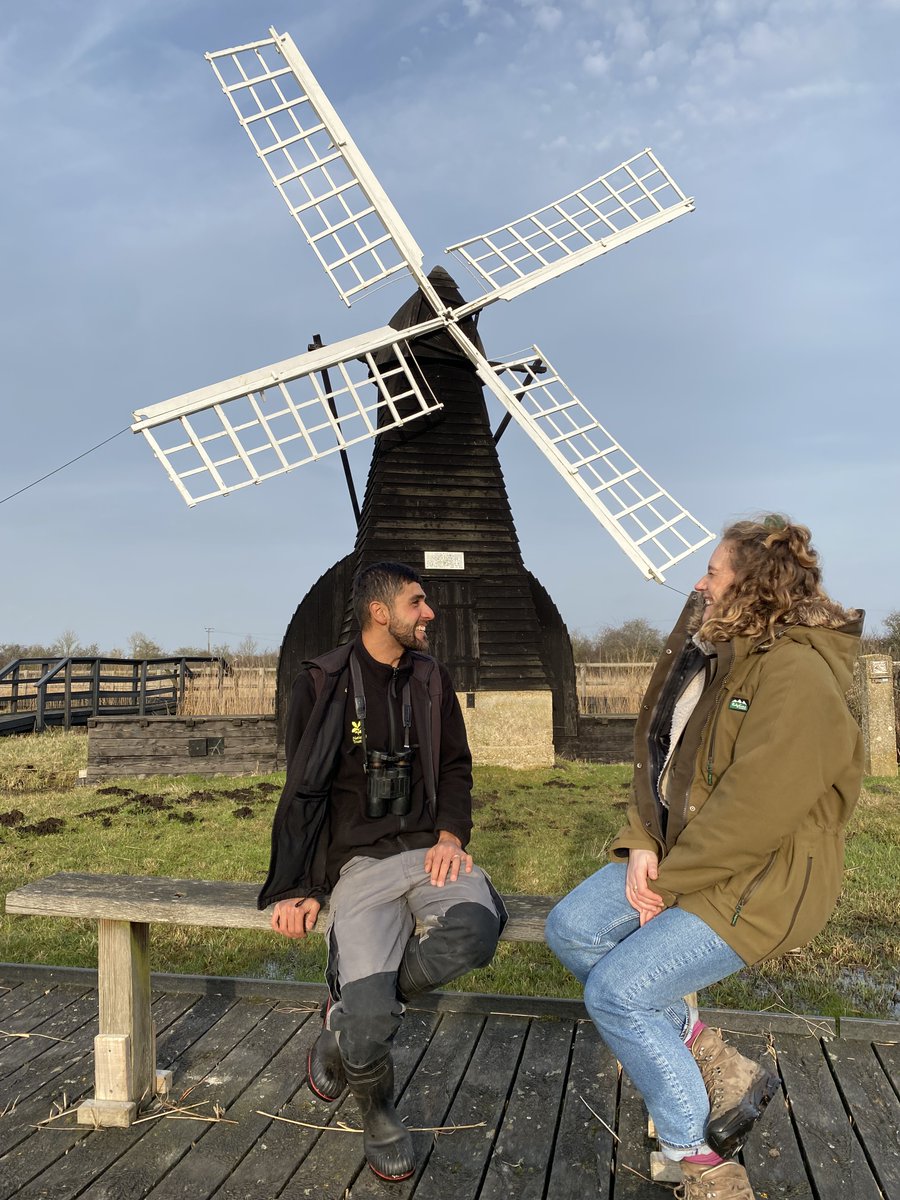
[258,637,473,907]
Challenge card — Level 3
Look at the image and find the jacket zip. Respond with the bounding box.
[674,645,732,835]
[389,668,407,833]
[674,677,727,837]
[731,851,777,925]
[769,856,814,954]
[703,685,728,785]
[648,644,700,812]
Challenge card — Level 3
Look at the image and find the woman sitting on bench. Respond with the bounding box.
[546,514,863,1200]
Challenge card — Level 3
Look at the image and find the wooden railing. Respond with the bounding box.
[0,656,224,733]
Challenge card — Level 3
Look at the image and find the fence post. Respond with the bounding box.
[63,659,73,730]
[854,654,898,776]
[35,678,46,733]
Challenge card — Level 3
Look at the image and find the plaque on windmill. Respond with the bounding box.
[129,27,715,764]
[425,552,465,571]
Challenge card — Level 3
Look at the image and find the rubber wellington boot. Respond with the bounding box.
[344,1054,415,1182]
[675,1159,755,1199]
[307,999,346,1102]
[691,1026,781,1156]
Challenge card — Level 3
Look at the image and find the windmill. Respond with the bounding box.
[131,27,713,762]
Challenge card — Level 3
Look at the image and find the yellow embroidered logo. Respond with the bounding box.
[351,719,363,745]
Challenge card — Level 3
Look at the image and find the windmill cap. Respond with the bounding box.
[373,265,485,364]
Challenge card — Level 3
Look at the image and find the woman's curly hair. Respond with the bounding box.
[698,514,858,647]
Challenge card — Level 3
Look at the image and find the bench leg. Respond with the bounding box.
[78,919,155,1128]
[650,1151,684,1183]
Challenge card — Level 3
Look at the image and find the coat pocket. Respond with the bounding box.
[765,837,843,959]
[716,836,834,962]
[766,853,813,957]
[729,852,777,927]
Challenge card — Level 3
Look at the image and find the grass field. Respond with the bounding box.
[1,729,898,1020]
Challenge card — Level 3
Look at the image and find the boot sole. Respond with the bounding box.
[706,1071,782,1156]
[368,1162,415,1182]
[307,1047,345,1102]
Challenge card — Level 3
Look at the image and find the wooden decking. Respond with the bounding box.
[1,966,898,1200]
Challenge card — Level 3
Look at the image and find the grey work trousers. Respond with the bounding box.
[325,848,502,1069]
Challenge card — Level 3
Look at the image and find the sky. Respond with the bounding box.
[2,0,898,656]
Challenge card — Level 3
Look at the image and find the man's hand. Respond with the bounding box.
[271,897,321,939]
[425,832,473,887]
[626,848,665,927]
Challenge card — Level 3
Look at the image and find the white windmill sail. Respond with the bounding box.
[206,29,441,310]
[445,329,713,581]
[447,149,693,315]
[131,325,444,506]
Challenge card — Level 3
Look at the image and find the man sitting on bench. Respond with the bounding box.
[259,561,504,1183]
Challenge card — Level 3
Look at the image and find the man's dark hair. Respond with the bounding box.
[352,561,422,629]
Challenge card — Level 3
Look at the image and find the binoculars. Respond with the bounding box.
[365,747,414,818]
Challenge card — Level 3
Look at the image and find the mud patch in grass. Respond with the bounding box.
[17,817,65,836]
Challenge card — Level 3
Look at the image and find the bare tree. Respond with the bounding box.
[882,611,900,659]
[128,631,164,659]
[51,629,81,656]
[571,618,664,663]
[235,634,260,660]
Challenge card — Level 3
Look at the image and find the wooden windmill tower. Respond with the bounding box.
[131,28,713,764]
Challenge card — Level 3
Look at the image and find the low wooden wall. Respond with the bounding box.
[85,715,283,780]
[557,714,637,764]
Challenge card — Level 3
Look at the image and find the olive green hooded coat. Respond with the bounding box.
[610,595,864,965]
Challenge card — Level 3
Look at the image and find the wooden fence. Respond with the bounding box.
[0,656,221,733]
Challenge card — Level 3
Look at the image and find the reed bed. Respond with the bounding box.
[575,662,654,715]
[181,664,652,717]
[181,667,277,716]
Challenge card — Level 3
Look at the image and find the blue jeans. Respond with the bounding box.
[545,862,745,1156]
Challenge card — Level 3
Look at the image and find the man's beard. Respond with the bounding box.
[388,617,428,652]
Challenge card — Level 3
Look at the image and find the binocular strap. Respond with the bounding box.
[349,652,412,762]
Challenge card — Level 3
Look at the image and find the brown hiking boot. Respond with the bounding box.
[690,1026,781,1156]
[675,1160,755,1199]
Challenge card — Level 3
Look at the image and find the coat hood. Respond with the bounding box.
[776,610,863,693]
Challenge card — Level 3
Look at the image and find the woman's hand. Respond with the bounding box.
[626,849,665,926]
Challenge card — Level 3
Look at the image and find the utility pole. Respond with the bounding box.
[205,627,213,655]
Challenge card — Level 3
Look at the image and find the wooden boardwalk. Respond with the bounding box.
[1,966,898,1200]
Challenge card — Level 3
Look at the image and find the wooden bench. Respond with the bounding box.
[4,872,554,1128]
